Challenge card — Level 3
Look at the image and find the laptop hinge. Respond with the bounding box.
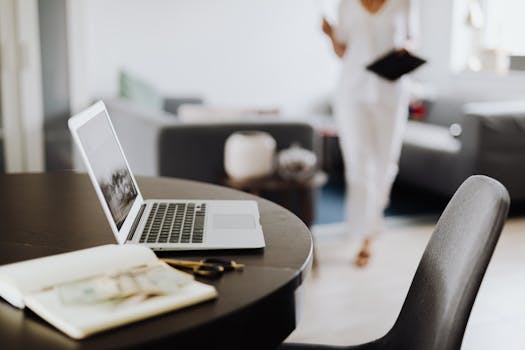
[127,204,146,242]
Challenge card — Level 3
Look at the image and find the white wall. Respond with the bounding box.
[0,0,45,172]
[81,0,341,114]
[434,0,525,102]
[415,0,454,84]
[40,0,70,121]
[74,0,525,117]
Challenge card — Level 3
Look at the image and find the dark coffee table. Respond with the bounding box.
[224,171,327,227]
[0,173,313,350]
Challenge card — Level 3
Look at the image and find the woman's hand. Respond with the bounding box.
[322,17,333,36]
[333,41,347,58]
[322,17,347,58]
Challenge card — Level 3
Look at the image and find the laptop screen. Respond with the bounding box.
[76,111,138,230]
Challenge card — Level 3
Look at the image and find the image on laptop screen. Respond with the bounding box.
[77,111,138,229]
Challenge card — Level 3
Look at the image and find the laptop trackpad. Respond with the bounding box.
[213,215,255,229]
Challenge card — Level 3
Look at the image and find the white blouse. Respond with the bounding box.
[333,0,419,102]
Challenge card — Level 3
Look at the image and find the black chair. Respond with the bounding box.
[280,175,510,350]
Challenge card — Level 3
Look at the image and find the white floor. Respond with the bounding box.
[285,216,525,349]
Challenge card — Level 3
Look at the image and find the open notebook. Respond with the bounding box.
[0,245,217,339]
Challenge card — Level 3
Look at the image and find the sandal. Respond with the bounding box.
[354,248,371,268]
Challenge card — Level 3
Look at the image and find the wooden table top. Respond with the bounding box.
[0,173,313,350]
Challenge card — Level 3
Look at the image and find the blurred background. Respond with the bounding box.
[2,0,525,172]
[2,0,525,348]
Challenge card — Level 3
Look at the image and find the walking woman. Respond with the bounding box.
[322,0,419,266]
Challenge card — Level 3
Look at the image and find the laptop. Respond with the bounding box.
[68,101,265,251]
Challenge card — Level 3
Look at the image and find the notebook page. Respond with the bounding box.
[0,244,157,308]
[24,272,217,339]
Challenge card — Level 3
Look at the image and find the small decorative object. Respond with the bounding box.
[449,123,462,138]
[224,131,276,181]
[277,143,317,182]
[409,100,427,121]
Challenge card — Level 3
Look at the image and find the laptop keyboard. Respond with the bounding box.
[139,203,206,244]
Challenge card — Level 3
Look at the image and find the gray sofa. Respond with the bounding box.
[105,96,525,204]
[105,98,318,181]
[104,98,319,224]
[398,100,525,200]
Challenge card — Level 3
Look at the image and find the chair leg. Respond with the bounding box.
[310,235,321,278]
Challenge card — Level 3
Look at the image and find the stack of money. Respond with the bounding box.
[58,265,193,306]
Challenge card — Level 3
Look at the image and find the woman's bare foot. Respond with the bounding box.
[354,238,372,267]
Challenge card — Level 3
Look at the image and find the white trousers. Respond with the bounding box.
[334,89,409,238]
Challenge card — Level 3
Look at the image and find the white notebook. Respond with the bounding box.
[0,245,217,339]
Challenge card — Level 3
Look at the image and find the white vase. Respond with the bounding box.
[224,131,276,181]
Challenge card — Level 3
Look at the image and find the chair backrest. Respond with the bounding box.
[384,175,509,350]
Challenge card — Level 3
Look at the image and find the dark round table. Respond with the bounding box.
[0,173,313,350]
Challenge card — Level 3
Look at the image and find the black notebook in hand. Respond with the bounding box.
[366,49,426,81]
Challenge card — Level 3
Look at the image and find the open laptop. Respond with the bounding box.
[68,101,265,251]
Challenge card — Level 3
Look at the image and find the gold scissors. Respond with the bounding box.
[161,258,244,278]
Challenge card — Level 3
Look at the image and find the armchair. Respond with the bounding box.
[398,100,525,199]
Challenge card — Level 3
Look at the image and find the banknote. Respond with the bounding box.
[58,275,123,305]
[58,264,194,305]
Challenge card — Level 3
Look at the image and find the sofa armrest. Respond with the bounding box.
[461,102,525,198]
[163,97,203,115]
[398,121,463,195]
[461,102,525,162]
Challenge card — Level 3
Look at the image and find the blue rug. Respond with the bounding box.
[314,181,449,225]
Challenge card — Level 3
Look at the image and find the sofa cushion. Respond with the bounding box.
[119,71,163,111]
[403,121,461,154]
[398,121,463,195]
